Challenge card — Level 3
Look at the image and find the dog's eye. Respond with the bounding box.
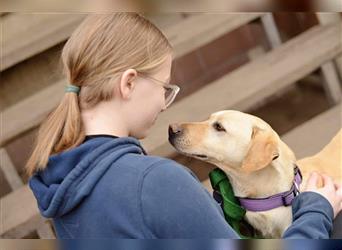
[213,122,226,132]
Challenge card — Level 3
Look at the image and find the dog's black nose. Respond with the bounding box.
[168,124,183,137]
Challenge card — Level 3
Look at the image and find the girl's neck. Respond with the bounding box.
[81,104,129,137]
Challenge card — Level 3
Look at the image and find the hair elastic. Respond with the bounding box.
[65,84,80,94]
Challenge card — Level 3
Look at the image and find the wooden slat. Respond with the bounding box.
[147,13,186,30]
[320,61,342,105]
[316,13,342,105]
[260,13,282,49]
[0,148,56,238]
[1,13,262,72]
[1,80,65,147]
[316,13,342,80]
[0,185,42,238]
[282,104,341,158]
[0,148,22,190]
[165,13,264,59]
[1,13,85,71]
[36,221,56,239]
[141,21,342,156]
[261,14,341,105]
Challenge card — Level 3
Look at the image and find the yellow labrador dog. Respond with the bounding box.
[168,110,341,238]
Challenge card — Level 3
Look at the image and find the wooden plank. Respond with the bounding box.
[1,13,85,71]
[260,13,295,99]
[282,104,341,158]
[147,13,186,30]
[260,13,282,49]
[0,80,65,147]
[0,148,22,190]
[165,13,264,59]
[0,185,42,238]
[261,14,341,105]
[320,61,342,105]
[1,13,261,71]
[0,148,56,238]
[316,13,342,81]
[36,221,56,239]
[141,22,342,156]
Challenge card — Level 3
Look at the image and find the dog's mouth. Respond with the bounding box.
[191,154,209,160]
[173,148,209,160]
[168,137,209,160]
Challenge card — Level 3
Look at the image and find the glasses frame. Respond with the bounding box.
[138,72,180,108]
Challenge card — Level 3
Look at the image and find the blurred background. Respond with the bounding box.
[0,12,341,240]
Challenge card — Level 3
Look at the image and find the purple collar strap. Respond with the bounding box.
[237,166,303,212]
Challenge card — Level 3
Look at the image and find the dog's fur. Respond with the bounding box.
[168,110,341,238]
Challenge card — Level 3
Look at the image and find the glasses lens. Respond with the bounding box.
[164,87,175,107]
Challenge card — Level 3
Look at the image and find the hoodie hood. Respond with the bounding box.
[29,137,145,218]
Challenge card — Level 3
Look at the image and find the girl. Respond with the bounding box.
[26,13,341,238]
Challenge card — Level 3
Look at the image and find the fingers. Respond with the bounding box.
[321,174,335,190]
[334,183,342,212]
[336,183,342,198]
[305,172,319,190]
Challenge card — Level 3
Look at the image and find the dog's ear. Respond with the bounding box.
[241,126,279,173]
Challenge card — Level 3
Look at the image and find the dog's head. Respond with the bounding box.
[168,110,288,173]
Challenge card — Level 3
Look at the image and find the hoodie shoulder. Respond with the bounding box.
[116,153,200,181]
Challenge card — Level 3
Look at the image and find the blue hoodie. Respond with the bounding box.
[29,135,334,238]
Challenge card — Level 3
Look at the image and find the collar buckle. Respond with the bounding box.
[213,190,223,206]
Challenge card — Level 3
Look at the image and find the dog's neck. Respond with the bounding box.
[217,141,296,199]
[215,141,297,238]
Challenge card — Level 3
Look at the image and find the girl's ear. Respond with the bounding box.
[119,69,138,99]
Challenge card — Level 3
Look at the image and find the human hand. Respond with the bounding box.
[302,172,342,219]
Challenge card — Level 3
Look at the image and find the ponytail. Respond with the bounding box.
[25,90,85,177]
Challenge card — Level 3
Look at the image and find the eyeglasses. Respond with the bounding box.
[138,73,180,108]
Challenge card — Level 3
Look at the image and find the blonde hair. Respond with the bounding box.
[26,13,172,177]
